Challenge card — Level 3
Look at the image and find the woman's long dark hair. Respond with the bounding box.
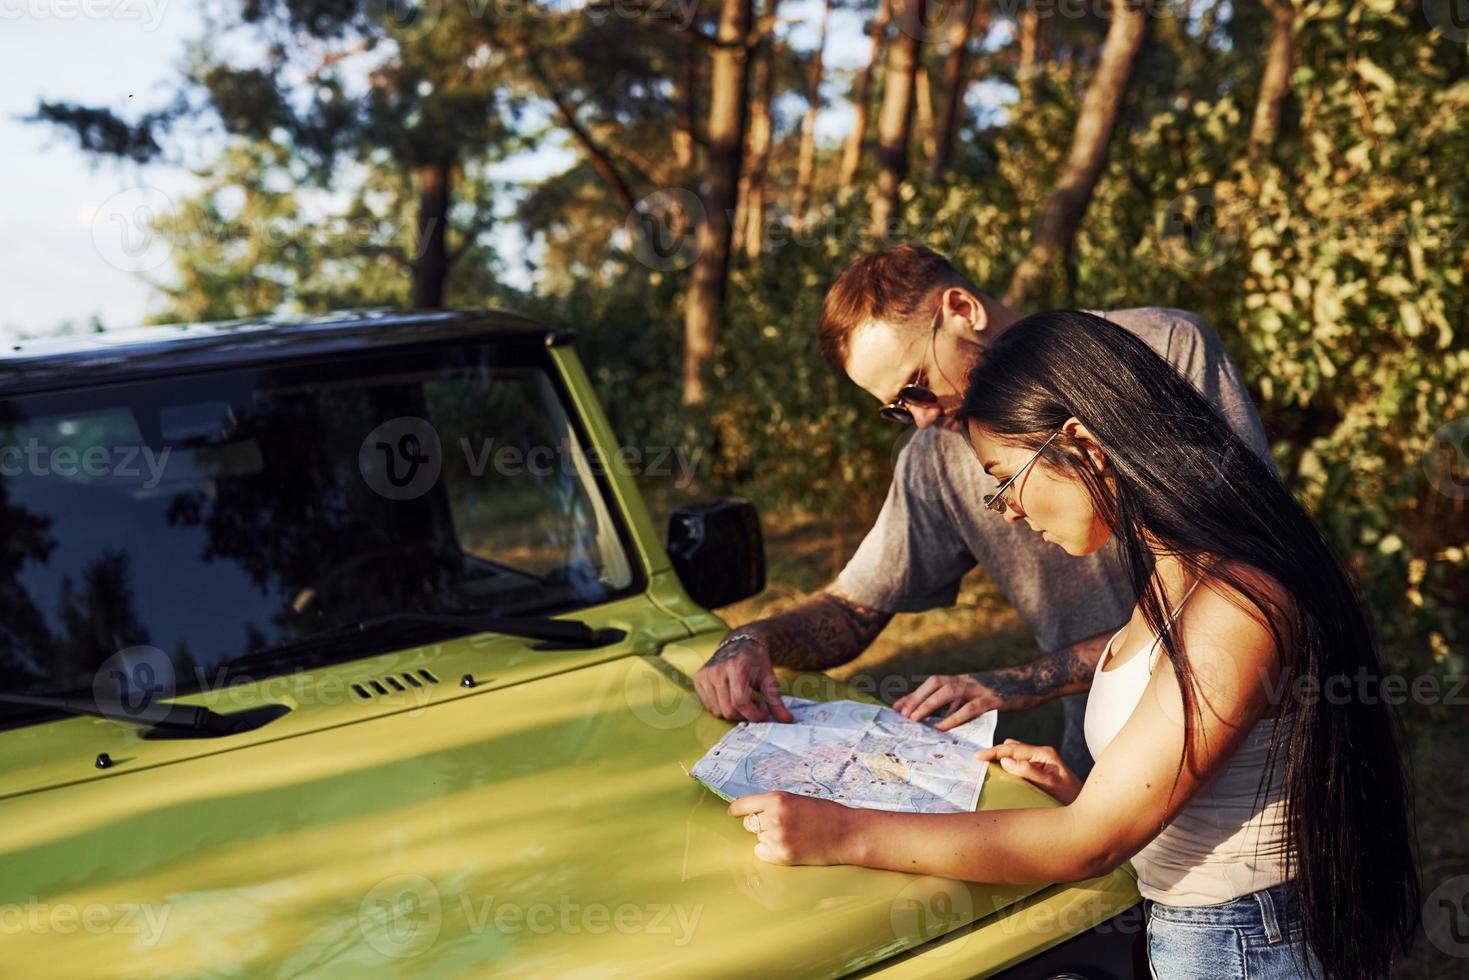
[958,310,1418,980]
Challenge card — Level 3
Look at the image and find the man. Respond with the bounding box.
[692,245,1272,777]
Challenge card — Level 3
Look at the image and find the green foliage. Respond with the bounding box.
[549,3,1469,682]
[146,141,505,321]
[122,0,1468,682]
[708,224,897,516]
[523,194,909,521]
[1231,4,1469,680]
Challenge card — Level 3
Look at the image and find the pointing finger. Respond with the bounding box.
[759,672,793,723]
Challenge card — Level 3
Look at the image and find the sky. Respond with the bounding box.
[0,0,1000,343]
[2,3,209,340]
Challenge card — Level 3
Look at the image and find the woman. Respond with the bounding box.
[727,310,1419,979]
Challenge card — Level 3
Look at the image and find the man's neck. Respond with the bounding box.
[979,294,1023,343]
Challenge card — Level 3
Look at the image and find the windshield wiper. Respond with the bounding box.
[356,611,605,646]
[222,610,618,675]
[0,691,256,736]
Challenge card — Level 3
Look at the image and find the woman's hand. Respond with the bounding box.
[728,792,859,866]
[976,739,1083,805]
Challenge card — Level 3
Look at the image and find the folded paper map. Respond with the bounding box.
[690,697,999,814]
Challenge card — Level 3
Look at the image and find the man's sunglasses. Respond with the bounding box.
[878,382,938,425]
[878,308,943,425]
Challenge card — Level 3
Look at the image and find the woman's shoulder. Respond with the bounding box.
[1135,561,1291,725]
[1174,559,1294,687]
[1195,559,1295,631]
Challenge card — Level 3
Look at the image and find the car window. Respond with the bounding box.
[0,341,639,721]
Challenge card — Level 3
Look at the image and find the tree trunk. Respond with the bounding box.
[1003,0,1147,309]
[792,0,832,235]
[930,0,984,180]
[1248,0,1295,160]
[682,0,754,405]
[674,49,697,177]
[738,0,779,261]
[1018,0,1053,75]
[870,0,923,238]
[838,0,892,191]
[915,64,937,163]
[412,156,451,309]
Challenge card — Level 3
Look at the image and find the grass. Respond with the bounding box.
[648,496,1469,977]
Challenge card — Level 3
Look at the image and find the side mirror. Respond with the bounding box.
[666,499,766,609]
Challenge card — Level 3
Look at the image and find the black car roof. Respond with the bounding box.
[0,308,571,395]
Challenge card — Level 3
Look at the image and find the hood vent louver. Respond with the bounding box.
[351,669,439,701]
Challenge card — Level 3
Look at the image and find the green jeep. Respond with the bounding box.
[0,310,1143,977]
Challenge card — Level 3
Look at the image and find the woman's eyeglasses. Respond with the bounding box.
[878,308,944,425]
[982,430,1061,515]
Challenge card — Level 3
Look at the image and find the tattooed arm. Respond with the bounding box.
[891,630,1112,729]
[693,587,894,723]
[756,589,894,670]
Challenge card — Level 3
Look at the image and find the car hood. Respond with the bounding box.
[1,636,1055,978]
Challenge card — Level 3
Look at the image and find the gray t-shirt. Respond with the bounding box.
[834,308,1273,654]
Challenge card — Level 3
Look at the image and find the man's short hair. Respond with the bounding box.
[817,245,973,371]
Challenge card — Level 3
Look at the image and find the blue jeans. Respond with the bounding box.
[1145,882,1322,979]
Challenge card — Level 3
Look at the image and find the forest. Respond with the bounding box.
[34,6,1469,914]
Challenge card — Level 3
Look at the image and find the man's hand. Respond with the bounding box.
[693,590,893,723]
[694,631,794,723]
[976,739,1083,805]
[892,673,1002,730]
[894,635,1111,726]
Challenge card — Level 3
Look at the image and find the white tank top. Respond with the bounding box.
[1083,582,1292,906]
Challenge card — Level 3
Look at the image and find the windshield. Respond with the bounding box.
[0,340,639,710]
